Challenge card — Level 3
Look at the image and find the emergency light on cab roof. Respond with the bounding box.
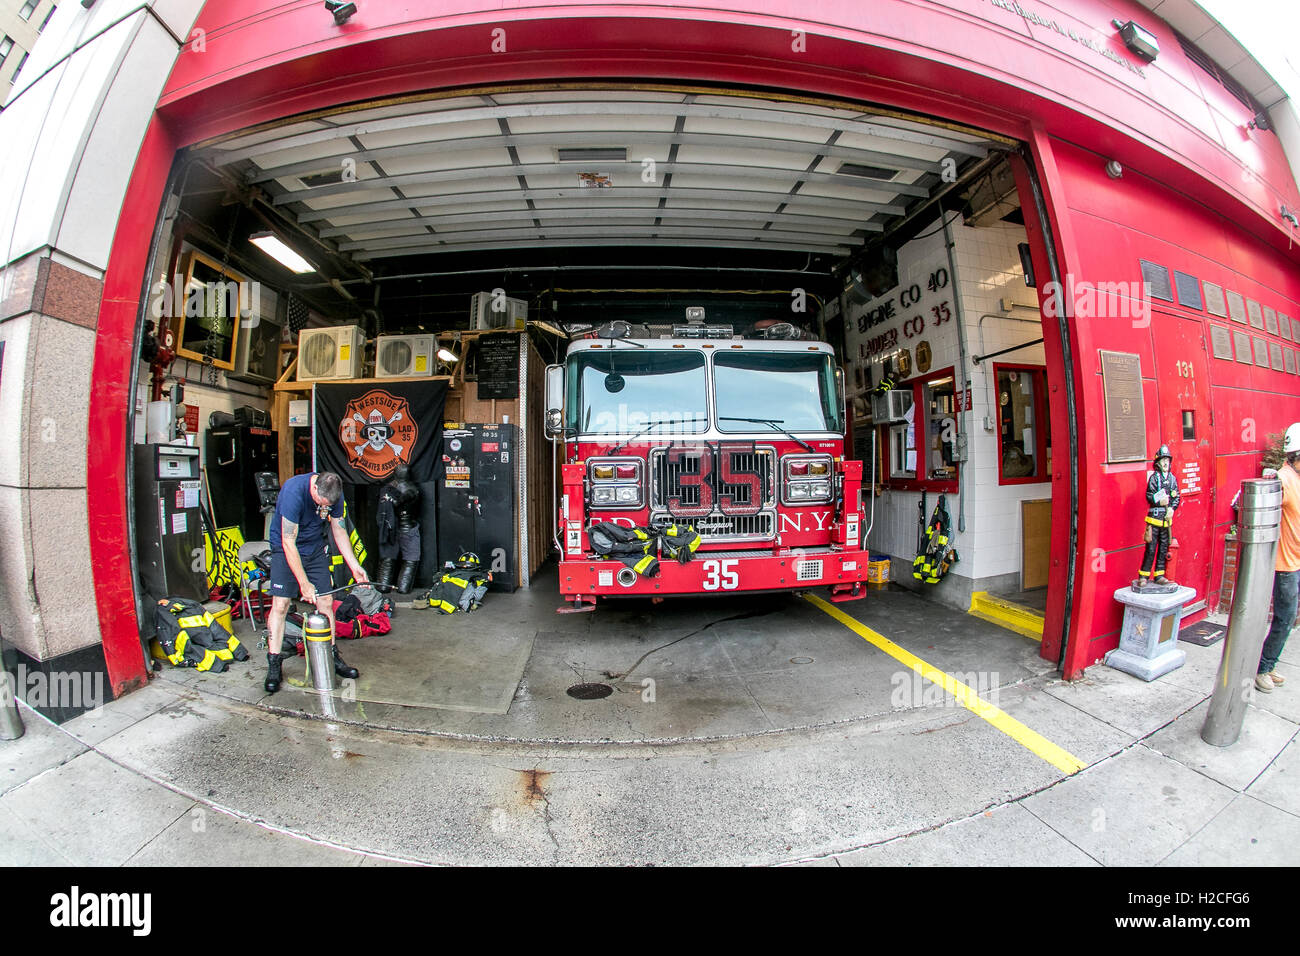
[543,331,872,610]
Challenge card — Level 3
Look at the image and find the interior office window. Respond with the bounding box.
[887,389,916,479]
[879,367,960,489]
[995,364,1050,484]
[19,0,39,20]
[921,373,958,481]
[38,4,56,31]
[12,51,28,81]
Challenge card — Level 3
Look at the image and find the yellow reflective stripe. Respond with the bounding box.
[633,555,656,574]
[214,649,234,661]
[805,594,1086,775]
[177,615,207,627]
[194,649,219,672]
[1145,516,1170,527]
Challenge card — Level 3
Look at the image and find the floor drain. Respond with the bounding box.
[790,657,814,665]
[567,682,613,700]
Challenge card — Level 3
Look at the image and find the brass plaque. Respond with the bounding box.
[1209,325,1233,360]
[1159,614,1175,644]
[1227,291,1247,323]
[916,340,932,373]
[1203,282,1227,317]
[1100,350,1146,463]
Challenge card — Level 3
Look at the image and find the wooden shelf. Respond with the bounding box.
[274,374,453,392]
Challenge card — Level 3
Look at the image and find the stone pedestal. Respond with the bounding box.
[1105,585,1196,681]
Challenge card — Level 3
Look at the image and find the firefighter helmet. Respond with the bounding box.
[1153,444,1172,467]
[454,551,482,570]
[1285,423,1300,455]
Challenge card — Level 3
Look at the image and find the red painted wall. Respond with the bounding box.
[90,0,1300,690]
[1050,135,1300,670]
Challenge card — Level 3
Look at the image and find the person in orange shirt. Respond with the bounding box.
[1257,422,1300,692]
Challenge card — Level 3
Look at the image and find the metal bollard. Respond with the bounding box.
[0,627,24,740]
[1,672,24,740]
[1202,478,1282,747]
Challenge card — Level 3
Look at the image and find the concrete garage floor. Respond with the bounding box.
[3,568,1300,866]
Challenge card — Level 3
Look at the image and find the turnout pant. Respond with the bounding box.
[1139,522,1170,579]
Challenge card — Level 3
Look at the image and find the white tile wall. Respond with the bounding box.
[865,219,1055,584]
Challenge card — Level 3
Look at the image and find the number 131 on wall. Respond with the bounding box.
[1175,360,1194,378]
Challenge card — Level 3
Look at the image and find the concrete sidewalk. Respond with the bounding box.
[2,609,1297,866]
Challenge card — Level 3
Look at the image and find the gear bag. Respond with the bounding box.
[153,598,250,672]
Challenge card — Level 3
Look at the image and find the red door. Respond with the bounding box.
[1151,309,1215,603]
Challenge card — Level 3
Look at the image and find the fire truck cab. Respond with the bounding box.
[545,323,872,610]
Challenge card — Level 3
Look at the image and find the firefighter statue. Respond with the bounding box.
[1134,444,1180,589]
[376,464,422,593]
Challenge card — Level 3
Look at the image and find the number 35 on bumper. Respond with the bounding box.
[702,559,739,590]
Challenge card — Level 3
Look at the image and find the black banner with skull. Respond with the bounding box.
[314,381,447,483]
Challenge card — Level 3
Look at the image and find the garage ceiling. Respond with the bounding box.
[199,89,1000,264]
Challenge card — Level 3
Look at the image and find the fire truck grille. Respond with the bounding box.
[650,445,777,541]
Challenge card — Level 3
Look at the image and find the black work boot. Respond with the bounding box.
[333,646,359,680]
[265,652,283,693]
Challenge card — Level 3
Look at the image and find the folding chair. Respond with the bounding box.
[237,541,273,632]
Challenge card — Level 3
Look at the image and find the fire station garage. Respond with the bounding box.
[4,2,1300,765]
[102,82,1076,735]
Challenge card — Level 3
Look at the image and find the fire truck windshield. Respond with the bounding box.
[715,351,842,433]
[572,350,708,434]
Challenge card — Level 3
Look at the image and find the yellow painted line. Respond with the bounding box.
[968,591,1044,642]
[805,593,1086,775]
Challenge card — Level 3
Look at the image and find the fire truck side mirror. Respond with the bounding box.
[835,365,846,432]
[545,364,564,439]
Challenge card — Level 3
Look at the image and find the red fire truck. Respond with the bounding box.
[545,323,872,610]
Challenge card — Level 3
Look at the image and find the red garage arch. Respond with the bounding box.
[89,2,1300,694]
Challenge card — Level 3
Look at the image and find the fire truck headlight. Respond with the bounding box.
[592,487,616,504]
[789,483,810,500]
[809,480,831,498]
[615,487,639,503]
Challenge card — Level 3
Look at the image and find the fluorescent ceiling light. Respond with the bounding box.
[250,233,315,273]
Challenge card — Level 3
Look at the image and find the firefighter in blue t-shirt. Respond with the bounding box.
[263,471,368,692]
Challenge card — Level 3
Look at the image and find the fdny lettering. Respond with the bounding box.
[779,511,832,533]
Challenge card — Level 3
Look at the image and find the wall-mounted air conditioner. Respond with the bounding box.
[871,388,913,423]
[374,333,436,378]
[471,291,527,330]
[296,325,365,382]
[227,287,283,385]
[230,316,284,385]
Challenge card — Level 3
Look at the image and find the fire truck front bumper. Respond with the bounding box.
[558,546,874,602]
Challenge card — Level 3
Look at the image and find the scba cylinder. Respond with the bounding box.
[304,610,335,692]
